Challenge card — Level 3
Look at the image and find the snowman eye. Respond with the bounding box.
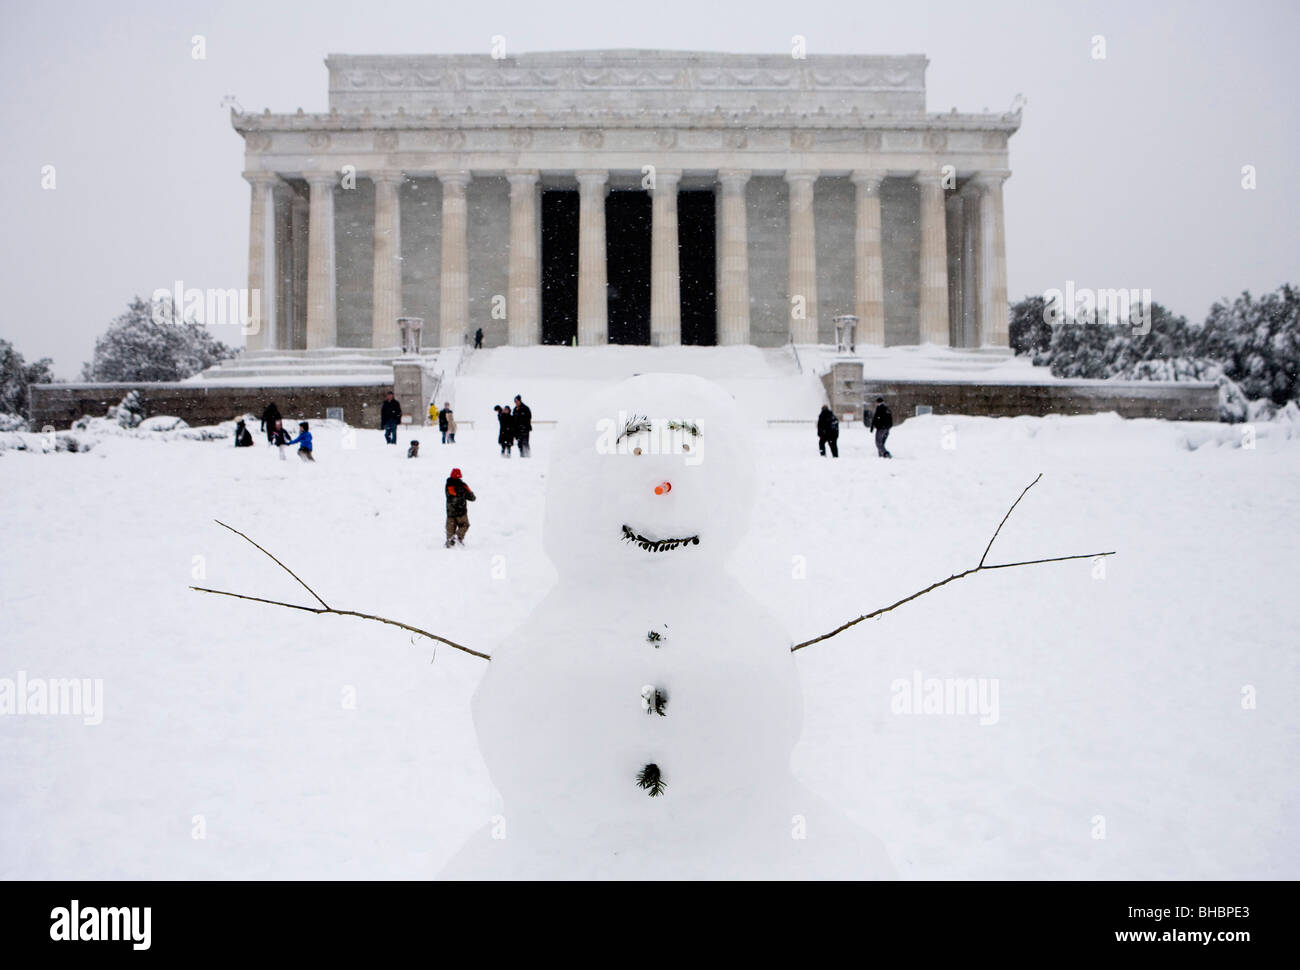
[617,415,654,444]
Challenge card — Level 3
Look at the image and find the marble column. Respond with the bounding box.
[960,183,980,349]
[370,171,403,349]
[289,192,309,350]
[785,170,819,344]
[850,171,886,347]
[650,169,682,346]
[304,172,338,349]
[243,172,278,352]
[507,171,540,346]
[916,172,950,346]
[716,169,751,346]
[945,191,966,347]
[576,170,608,346]
[437,171,471,349]
[973,172,1011,347]
[272,185,295,351]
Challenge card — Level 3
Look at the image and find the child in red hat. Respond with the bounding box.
[444,467,476,548]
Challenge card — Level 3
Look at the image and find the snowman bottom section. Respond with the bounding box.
[438,782,898,880]
[471,584,807,841]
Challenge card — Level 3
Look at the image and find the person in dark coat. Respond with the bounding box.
[512,394,533,457]
[438,402,451,444]
[234,419,254,447]
[497,405,515,457]
[816,404,840,458]
[474,328,484,349]
[381,391,402,445]
[868,396,893,458]
[444,467,476,547]
[260,402,281,443]
[270,419,292,460]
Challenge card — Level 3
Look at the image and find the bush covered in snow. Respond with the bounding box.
[108,390,146,428]
[0,338,54,419]
[81,296,239,383]
[137,415,189,433]
[1015,284,1300,421]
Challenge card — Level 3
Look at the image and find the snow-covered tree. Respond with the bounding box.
[0,338,55,421]
[1197,286,1300,406]
[1037,302,1196,379]
[108,390,147,428]
[81,296,238,383]
[1009,296,1053,357]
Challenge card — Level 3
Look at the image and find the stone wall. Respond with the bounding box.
[30,382,395,431]
[851,377,1221,423]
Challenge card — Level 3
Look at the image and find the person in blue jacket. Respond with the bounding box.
[288,421,315,462]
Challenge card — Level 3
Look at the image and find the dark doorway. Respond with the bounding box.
[541,189,578,345]
[678,190,717,345]
[605,190,651,345]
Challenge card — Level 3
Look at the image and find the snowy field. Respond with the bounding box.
[1,410,1297,879]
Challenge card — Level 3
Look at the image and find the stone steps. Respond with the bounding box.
[199,346,442,382]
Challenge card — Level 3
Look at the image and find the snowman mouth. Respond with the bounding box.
[621,525,701,553]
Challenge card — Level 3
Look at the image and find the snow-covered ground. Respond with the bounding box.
[1,409,1297,879]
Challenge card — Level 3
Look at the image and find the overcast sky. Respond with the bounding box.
[1,0,1296,376]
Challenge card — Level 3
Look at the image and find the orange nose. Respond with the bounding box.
[654,481,672,495]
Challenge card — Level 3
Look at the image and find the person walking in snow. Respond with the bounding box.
[816,404,840,458]
[444,467,476,548]
[497,404,515,457]
[512,394,533,457]
[287,421,315,462]
[260,401,281,443]
[428,400,439,427]
[381,391,402,445]
[439,402,454,444]
[868,396,893,458]
[474,327,484,349]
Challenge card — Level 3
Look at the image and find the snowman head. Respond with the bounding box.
[544,374,756,575]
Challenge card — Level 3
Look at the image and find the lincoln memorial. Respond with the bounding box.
[233,51,1019,352]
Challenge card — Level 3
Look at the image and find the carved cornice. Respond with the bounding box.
[233,110,1022,135]
[325,52,930,95]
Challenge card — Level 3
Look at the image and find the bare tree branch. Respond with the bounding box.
[790,475,1115,653]
[214,519,329,609]
[191,523,490,661]
[980,472,1042,568]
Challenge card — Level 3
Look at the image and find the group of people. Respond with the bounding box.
[428,401,457,444]
[816,396,894,459]
[493,395,532,457]
[241,403,314,461]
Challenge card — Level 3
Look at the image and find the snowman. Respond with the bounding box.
[440,373,897,879]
